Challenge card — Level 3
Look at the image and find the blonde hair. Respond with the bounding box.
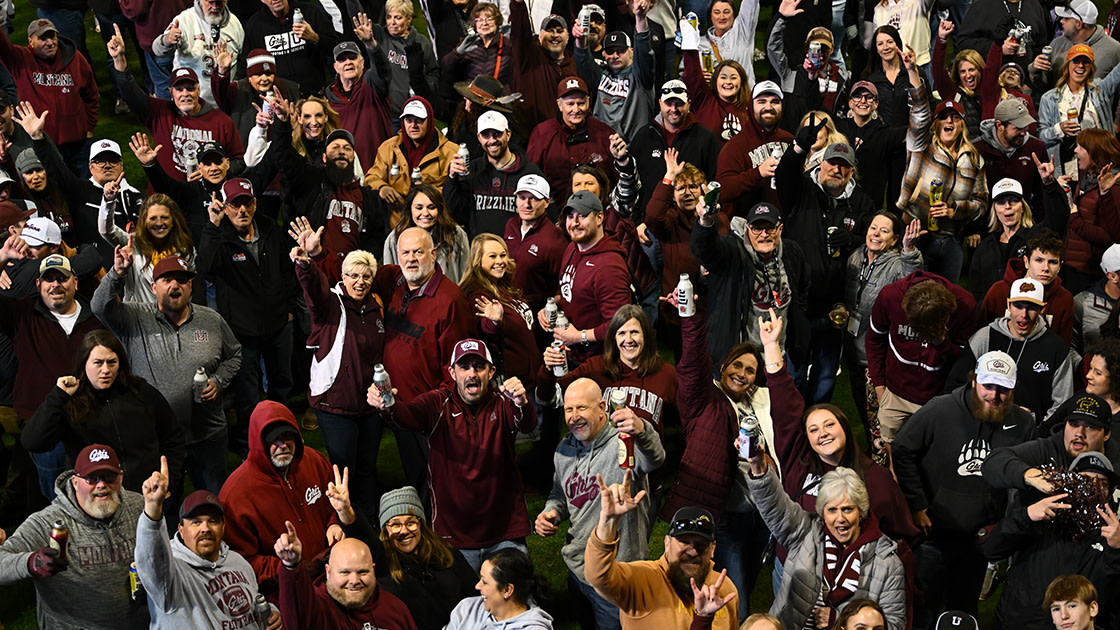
[342,249,378,276]
[459,234,522,303]
[800,110,847,150]
[291,97,341,159]
[385,0,414,20]
[986,197,1035,233]
[951,49,985,97]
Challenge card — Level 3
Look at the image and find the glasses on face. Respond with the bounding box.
[850,93,876,103]
[343,271,373,282]
[386,518,421,534]
[474,16,496,24]
[90,158,121,167]
[748,224,780,235]
[78,471,121,485]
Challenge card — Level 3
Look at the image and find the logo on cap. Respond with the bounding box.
[176,69,189,77]
[1020,281,1037,293]
[100,141,111,149]
[989,358,1010,372]
[240,182,250,190]
[1076,395,1101,414]
[567,79,579,89]
[462,341,479,351]
[89,448,110,463]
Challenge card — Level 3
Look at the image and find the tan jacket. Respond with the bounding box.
[363,131,459,199]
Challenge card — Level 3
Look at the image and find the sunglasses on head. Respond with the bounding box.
[668,516,715,538]
[661,86,687,96]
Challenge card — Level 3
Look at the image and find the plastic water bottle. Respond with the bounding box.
[555,311,569,332]
[192,367,207,404]
[373,364,395,408]
[389,163,400,178]
[292,8,304,24]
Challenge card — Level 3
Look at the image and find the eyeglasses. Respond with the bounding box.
[386,518,421,534]
[90,158,122,167]
[474,16,496,24]
[77,472,121,485]
[343,271,373,282]
[747,224,780,235]
[850,93,876,103]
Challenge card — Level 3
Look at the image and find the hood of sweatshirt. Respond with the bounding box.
[990,314,1051,344]
[572,233,627,261]
[193,0,232,30]
[171,531,234,571]
[36,34,79,72]
[979,119,1034,158]
[246,400,306,477]
[1001,257,1066,296]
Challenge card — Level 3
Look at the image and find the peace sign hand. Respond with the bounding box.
[1098,503,1120,549]
[1027,492,1069,522]
[326,464,356,525]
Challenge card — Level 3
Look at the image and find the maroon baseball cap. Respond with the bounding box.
[450,339,494,366]
[0,201,35,231]
[170,67,199,88]
[558,76,589,98]
[933,99,965,119]
[75,444,122,478]
[222,178,255,204]
[152,255,196,281]
[180,489,225,519]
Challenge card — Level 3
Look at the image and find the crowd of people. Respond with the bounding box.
[0,0,1119,628]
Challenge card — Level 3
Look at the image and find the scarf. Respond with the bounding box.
[805,511,883,629]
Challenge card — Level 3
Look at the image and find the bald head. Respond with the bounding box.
[564,378,608,446]
[398,226,437,289]
[326,538,376,609]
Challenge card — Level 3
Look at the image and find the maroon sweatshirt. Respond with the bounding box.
[715,112,793,218]
[119,0,192,50]
[280,565,418,630]
[980,257,1075,345]
[511,0,579,129]
[0,29,97,146]
[526,115,619,203]
[468,289,541,390]
[681,50,748,143]
[326,71,393,176]
[535,355,679,432]
[556,234,633,365]
[504,215,568,313]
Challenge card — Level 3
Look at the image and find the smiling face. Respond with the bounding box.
[479,239,509,281]
[865,215,897,254]
[262,0,288,16]
[875,33,898,62]
[385,514,421,553]
[660,97,688,129]
[805,408,846,464]
[564,379,607,446]
[476,560,514,613]
[37,271,78,315]
[478,128,511,160]
[71,471,122,519]
[849,90,877,120]
[410,192,439,230]
[1076,143,1090,171]
[326,540,376,609]
[720,351,758,402]
[540,25,569,58]
[85,345,120,391]
[565,209,604,245]
[386,10,410,36]
[715,66,741,102]
[752,95,782,130]
[450,357,494,404]
[171,82,202,115]
[664,533,714,585]
[614,318,644,367]
[957,61,979,91]
[341,265,373,301]
[179,511,225,562]
[1007,300,1042,338]
[334,52,364,83]
[199,155,230,184]
[1025,250,1061,285]
[822,494,861,545]
[145,204,173,241]
[1086,355,1111,398]
[557,93,590,129]
[936,113,963,146]
[300,102,328,139]
[710,1,734,34]
[1051,599,1098,630]
[1064,418,1109,457]
[1069,56,1092,86]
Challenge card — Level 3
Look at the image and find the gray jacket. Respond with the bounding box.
[575,31,656,142]
[542,421,664,583]
[747,467,906,630]
[1073,280,1116,356]
[92,271,242,444]
[135,514,268,630]
[1031,26,1120,88]
[0,472,148,630]
[844,246,923,366]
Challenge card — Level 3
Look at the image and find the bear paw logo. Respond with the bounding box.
[956,439,989,477]
[722,115,742,141]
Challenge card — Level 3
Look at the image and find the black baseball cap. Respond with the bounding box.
[746,202,781,227]
[668,507,716,541]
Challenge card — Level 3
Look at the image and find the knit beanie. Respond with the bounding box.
[379,486,426,528]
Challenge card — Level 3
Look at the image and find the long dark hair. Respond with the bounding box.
[831,599,886,630]
[602,305,664,380]
[801,403,867,478]
[398,184,464,259]
[66,330,144,424]
[1086,337,1120,403]
[863,25,903,78]
[483,547,553,608]
[378,519,455,585]
[719,341,766,394]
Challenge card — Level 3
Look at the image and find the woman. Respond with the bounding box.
[703,0,760,86]
[460,234,540,389]
[931,21,987,140]
[1063,129,1120,294]
[681,53,750,143]
[832,599,888,630]
[1083,338,1120,415]
[99,194,195,303]
[22,330,186,495]
[442,3,514,91]
[745,457,906,630]
[246,96,347,168]
[292,225,386,518]
[796,110,848,172]
[330,483,478,630]
[372,0,439,123]
[871,0,931,72]
[861,26,914,127]
[1040,46,1120,178]
[834,81,907,209]
[445,548,554,630]
[383,184,469,282]
[897,45,987,283]
[13,148,73,243]
[843,212,922,440]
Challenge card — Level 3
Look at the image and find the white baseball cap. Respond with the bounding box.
[991,178,1023,200]
[1101,244,1120,274]
[752,80,783,100]
[401,100,429,120]
[21,216,62,247]
[477,111,509,134]
[1009,277,1046,306]
[89,139,122,162]
[976,350,1017,389]
[515,174,550,200]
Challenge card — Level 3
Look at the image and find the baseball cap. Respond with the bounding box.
[401,99,429,120]
[1066,393,1111,429]
[1100,244,1120,274]
[934,611,979,630]
[325,128,356,147]
[994,99,1035,128]
[805,26,834,51]
[261,420,299,446]
[170,67,199,87]
[558,76,589,99]
[152,255,196,281]
[27,18,57,40]
[586,4,606,19]
[21,217,62,247]
[14,149,43,175]
[1066,43,1095,62]
[541,13,567,30]
[74,444,122,479]
[1070,451,1119,483]
[822,142,856,166]
[1055,0,1099,25]
[1009,277,1046,306]
[660,79,689,104]
[450,338,494,366]
[752,80,783,100]
[667,507,716,541]
[975,350,1017,389]
[333,41,361,60]
[746,202,780,226]
[39,254,73,278]
[180,490,225,520]
[850,80,878,98]
[0,201,34,231]
[197,141,227,161]
[991,177,1024,200]
[222,178,255,204]
[89,139,122,163]
[934,99,965,119]
[603,31,631,51]
[477,110,510,134]
[516,174,550,200]
[245,49,276,76]
[564,190,604,217]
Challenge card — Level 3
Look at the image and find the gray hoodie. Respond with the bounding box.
[843,245,923,366]
[574,31,656,142]
[0,472,148,630]
[542,420,664,583]
[135,514,267,630]
[445,596,554,630]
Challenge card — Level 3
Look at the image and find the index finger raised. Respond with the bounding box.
[160,455,168,478]
[285,520,298,537]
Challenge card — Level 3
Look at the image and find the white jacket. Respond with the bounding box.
[152,1,244,107]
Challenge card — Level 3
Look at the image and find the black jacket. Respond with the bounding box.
[239,1,341,97]
[629,116,721,220]
[144,158,269,246]
[444,145,544,237]
[834,116,907,210]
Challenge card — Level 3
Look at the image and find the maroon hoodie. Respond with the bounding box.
[0,29,98,146]
[980,257,1075,345]
[280,562,418,630]
[119,0,193,50]
[556,233,633,365]
[682,50,748,143]
[715,109,793,218]
[511,0,579,129]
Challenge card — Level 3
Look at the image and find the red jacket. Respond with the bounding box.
[866,271,978,404]
[280,563,418,630]
[526,115,618,203]
[556,235,633,365]
[0,30,97,146]
[220,401,338,600]
[511,0,579,129]
[326,71,393,176]
[715,112,792,218]
[1066,183,1120,276]
[504,215,568,312]
[385,382,537,548]
[119,0,193,49]
[681,50,748,143]
[980,258,1075,345]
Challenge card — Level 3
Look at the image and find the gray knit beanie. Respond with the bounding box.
[379,486,426,529]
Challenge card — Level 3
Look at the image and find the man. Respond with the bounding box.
[1031,0,1120,88]
[221,400,341,599]
[1,216,101,298]
[767,21,848,128]
[512,0,579,129]
[865,271,978,444]
[629,79,721,213]
[367,339,537,570]
[240,0,340,97]
[574,0,656,141]
[527,76,622,204]
[212,48,300,144]
[325,35,393,174]
[110,29,245,181]
[956,0,1048,69]
[275,525,416,628]
[716,81,794,217]
[0,19,98,171]
[981,231,1075,343]
[136,459,279,629]
[118,0,192,99]
[977,100,1049,216]
[948,278,1075,426]
[0,89,36,175]
[151,0,246,107]
[1043,576,1108,630]
[584,477,738,630]
[0,444,148,629]
[536,378,665,630]
[93,254,242,494]
[505,174,567,317]
[777,129,875,402]
[446,110,544,237]
[539,191,632,367]
[198,178,297,455]
[1074,244,1120,354]
[893,350,1036,621]
[692,201,810,376]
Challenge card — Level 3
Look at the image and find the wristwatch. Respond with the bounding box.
[581,330,589,345]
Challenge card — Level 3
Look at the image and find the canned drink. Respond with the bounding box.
[826,226,841,258]
[49,520,68,561]
[1041,45,1052,62]
[254,593,272,627]
[685,11,699,32]
[1067,108,1079,122]
[928,178,944,231]
[580,7,590,34]
[701,48,714,73]
[808,41,823,68]
[455,145,470,178]
[129,562,143,601]
[770,146,782,190]
[551,341,568,377]
[373,364,395,407]
[738,415,762,459]
[262,90,274,118]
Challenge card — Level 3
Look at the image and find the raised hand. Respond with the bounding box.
[0,133,12,162]
[597,469,646,521]
[207,192,226,227]
[938,19,954,41]
[129,132,162,166]
[142,456,171,520]
[758,308,784,347]
[902,218,925,253]
[610,406,645,436]
[291,18,319,42]
[214,39,234,74]
[664,147,683,181]
[1027,492,1070,522]
[456,33,482,56]
[498,376,529,407]
[272,92,293,122]
[608,133,628,162]
[0,233,30,265]
[1098,163,1117,195]
[113,233,134,276]
[475,295,504,323]
[631,0,649,20]
[692,569,737,616]
[326,464,355,525]
[1033,152,1056,183]
[14,101,48,140]
[164,19,182,47]
[107,23,126,68]
[1099,503,1120,549]
[353,13,375,46]
[778,0,804,18]
[274,520,303,568]
[901,45,917,71]
[103,171,125,203]
[56,375,79,396]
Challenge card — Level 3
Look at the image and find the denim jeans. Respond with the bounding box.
[37,8,90,63]
[231,322,294,452]
[458,539,529,574]
[799,316,844,404]
[919,233,964,283]
[316,408,384,519]
[31,443,66,500]
[568,570,623,630]
[145,50,175,100]
[713,508,772,623]
[185,429,229,494]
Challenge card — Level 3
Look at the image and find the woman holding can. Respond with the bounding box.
[1039,45,1120,178]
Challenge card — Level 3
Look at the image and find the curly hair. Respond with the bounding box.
[1085,338,1120,403]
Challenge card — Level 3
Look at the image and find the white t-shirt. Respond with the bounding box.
[50,303,81,337]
